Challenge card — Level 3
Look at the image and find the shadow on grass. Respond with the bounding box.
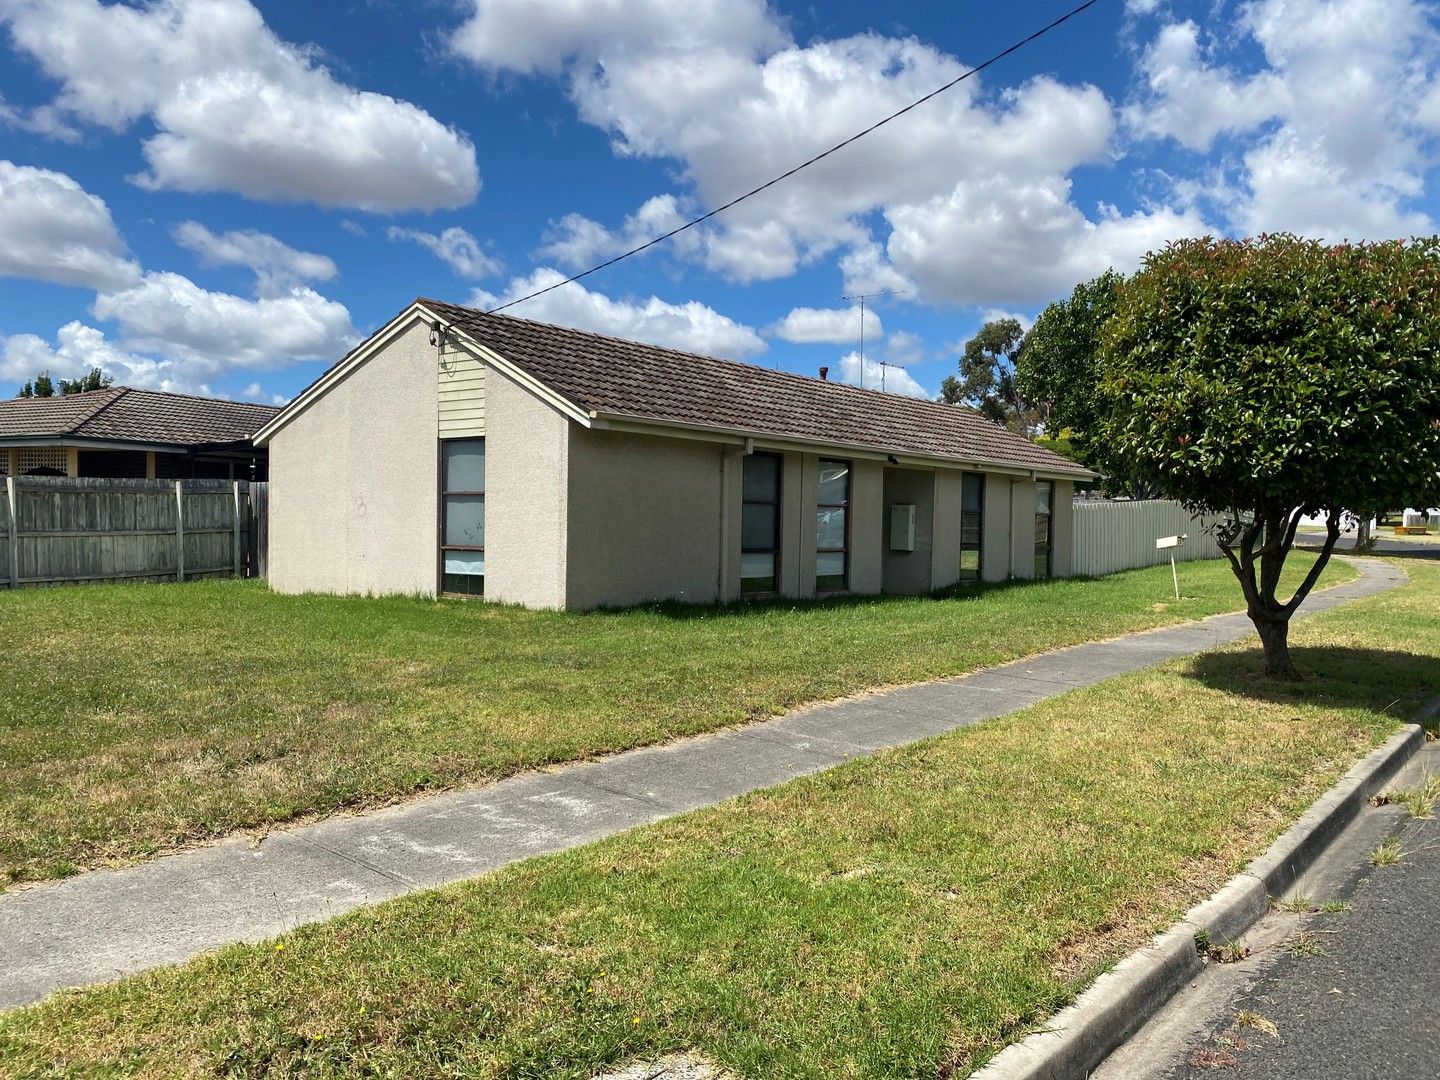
[1188,646,1440,717]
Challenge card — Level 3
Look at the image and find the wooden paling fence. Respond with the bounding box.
[1070,498,1223,578]
[0,477,268,589]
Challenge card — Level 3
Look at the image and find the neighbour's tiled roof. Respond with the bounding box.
[0,387,281,447]
[420,298,1090,476]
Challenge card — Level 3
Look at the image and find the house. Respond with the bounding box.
[254,298,1095,609]
[0,387,278,481]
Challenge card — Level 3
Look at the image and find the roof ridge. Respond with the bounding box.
[110,386,283,410]
[69,386,132,435]
[422,296,980,415]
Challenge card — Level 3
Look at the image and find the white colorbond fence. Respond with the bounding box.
[1071,499,1223,578]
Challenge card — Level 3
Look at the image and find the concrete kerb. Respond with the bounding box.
[971,702,1436,1080]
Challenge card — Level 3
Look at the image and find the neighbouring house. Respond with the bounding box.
[0,387,278,481]
[254,298,1096,609]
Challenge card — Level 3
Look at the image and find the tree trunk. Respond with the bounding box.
[1252,614,1298,679]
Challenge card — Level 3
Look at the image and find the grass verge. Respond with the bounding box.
[2,560,1435,1077]
[0,555,1348,885]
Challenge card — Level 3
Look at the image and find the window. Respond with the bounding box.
[441,439,485,595]
[960,473,985,581]
[816,459,850,591]
[741,452,781,595]
[1034,480,1053,579]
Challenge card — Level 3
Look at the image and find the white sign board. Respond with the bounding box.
[1155,534,1187,550]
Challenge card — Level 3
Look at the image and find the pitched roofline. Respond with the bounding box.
[254,298,1096,480]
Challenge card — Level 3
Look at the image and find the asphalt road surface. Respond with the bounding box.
[1094,741,1440,1080]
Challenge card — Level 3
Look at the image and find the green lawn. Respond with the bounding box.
[3,560,1434,1078]
[0,556,1350,885]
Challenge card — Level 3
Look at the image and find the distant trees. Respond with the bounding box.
[941,317,1041,434]
[17,368,112,398]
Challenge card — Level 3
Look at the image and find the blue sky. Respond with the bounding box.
[2,0,1438,404]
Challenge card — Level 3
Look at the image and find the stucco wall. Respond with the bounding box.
[848,459,884,595]
[981,474,1013,582]
[930,470,965,591]
[1009,478,1038,580]
[485,368,570,609]
[267,318,437,596]
[1050,479,1075,577]
[565,428,725,609]
[881,466,935,595]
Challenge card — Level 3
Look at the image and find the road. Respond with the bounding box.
[1093,739,1440,1080]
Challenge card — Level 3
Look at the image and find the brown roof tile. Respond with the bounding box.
[0,387,280,447]
[421,298,1090,476]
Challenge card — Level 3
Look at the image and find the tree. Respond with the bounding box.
[58,367,113,395]
[30,373,55,398]
[947,318,1039,433]
[1014,270,1157,496]
[1095,234,1440,678]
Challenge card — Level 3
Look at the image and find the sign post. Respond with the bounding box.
[1156,534,1187,600]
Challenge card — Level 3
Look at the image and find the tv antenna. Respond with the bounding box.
[840,289,906,391]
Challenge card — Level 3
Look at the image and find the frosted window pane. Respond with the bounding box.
[444,440,486,491]
[444,550,485,575]
[818,460,849,504]
[816,507,846,549]
[445,495,485,547]
[741,553,776,580]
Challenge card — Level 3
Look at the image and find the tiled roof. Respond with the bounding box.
[420,298,1091,476]
[0,387,281,447]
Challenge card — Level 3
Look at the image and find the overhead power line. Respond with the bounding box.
[485,0,1100,316]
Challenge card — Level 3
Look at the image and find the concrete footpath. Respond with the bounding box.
[0,559,1403,1011]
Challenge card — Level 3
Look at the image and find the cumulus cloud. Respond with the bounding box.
[173,220,337,296]
[92,271,357,372]
[0,160,140,290]
[835,350,929,398]
[1127,0,1440,240]
[471,268,766,359]
[0,322,170,387]
[450,3,1187,304]
[2,0,479,212]
[768,305,878,345]
[387,225,502,278]
[539,194,697,269]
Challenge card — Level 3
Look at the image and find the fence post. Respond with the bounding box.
[5,476,16,589]
[232,481,242,578]
[175,480,185,583]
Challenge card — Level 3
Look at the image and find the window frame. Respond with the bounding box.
[740,451,783,597]
[439,437,486,597]
[1034,479,1053,580]
[959,472,985,582]
[815,457,851,593]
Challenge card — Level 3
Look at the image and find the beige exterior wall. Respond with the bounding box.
[930,470,965,591]
[776,452,805,597]
[1009,478,1038,580]
[881,466,935,595]
[484,368,570,609]
[268,318,438,596]
[981,473,1012,582]
[564,427,726,609]
[437,344,485,438]
[1050,479,1075,577]
[848,458,884,595]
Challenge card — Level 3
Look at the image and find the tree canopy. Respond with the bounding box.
[17,368,112,398]
[941,317,1039,434]
[1094,234,1440,677]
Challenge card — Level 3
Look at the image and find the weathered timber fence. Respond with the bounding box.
[0,477,267,588]
[1071,499,1223,578]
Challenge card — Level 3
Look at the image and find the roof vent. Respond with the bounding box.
[819,366,829,381]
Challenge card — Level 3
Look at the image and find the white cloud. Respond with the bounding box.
[2,0,479,212]
[471,268,766,359]
[387,226,502,278]
[1,322,174,389]
[449,1,1194,305]
[0,160,140,290]
[93,271,358,372]
[835,350,929,398]
[1127,0,1440,240]
[768,305,879,345]
[540,194,698,270]
[883,330,925,367]
[240,380,288,406]
[173,220,337,296]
